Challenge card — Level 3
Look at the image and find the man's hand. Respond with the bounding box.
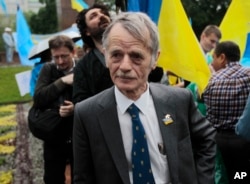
[59,100,74,117]
[62,73,74,85]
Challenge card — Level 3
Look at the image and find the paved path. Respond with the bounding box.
[14,102,44,184]
[14,102,71,184]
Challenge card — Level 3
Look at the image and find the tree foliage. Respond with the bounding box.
[181,0,231,37]
[28,0,58,34]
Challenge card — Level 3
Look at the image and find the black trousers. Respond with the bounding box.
[43,140,73,184]
[216,130,250,184]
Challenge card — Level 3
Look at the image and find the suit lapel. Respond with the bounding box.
[150,84,179,182]
[98,88,130,184]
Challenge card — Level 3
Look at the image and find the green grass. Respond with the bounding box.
[0,66,33,104]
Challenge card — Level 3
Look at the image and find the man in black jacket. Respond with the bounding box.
[33,35,76,184]
[73,4,114,104]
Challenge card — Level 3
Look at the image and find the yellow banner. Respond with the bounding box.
[157,0,210,93]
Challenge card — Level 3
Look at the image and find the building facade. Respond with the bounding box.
[0,0,44,14]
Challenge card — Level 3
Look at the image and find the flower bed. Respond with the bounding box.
[0,104,17,184]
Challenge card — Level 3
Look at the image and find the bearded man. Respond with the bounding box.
[73,4,114,103]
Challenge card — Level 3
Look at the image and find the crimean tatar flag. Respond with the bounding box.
[71,0,89,12]
[16,5,36,66]
[157,0,210,93]
[0,0,7,15]
[219,0,250,58]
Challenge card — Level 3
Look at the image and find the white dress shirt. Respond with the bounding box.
[115,85,171,184]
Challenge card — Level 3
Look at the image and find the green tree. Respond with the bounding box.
[96,0,116,11]
[29,0,58,34]
[181,0,231,37]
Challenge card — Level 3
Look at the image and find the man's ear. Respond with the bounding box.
[151,51,160,70]
[103,48,109,68]
[200,33,206,41]
[219,53,227,67]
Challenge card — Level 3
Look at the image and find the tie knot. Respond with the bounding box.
[127,104,139,118]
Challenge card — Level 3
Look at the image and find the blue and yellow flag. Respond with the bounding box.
[220,0,250,57]
[219,0,250,67]
[127,0,210,93]
[157,0,210,93]
[16,6,36,66]
[241,33,250,67]
[71,0,89,12]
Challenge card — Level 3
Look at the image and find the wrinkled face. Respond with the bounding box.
[105,23,158,97]
[51,46,74,72]
[200,33,220,53]
[85,8,111,38]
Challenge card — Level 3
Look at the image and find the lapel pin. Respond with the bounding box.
[162,114,173,125]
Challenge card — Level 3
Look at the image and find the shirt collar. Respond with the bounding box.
[115,84,150,115]
[62,58,76,74]
[226,61,240,67]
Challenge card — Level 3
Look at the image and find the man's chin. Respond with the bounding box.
[116,83,135,91]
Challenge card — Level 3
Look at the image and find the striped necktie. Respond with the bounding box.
[127,103,155,184]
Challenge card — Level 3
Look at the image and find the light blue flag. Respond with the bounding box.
[0,0,7,15]
[127,0,162,24]
[16,6,36,66]
[240,32,250,67]
[147,0,162,24]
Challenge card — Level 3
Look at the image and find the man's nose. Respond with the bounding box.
[57,57,64,64]
[120,55,131,70]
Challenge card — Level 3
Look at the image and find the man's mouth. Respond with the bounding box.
[100,21,109,28]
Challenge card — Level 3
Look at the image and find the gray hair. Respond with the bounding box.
[102,12,159,63]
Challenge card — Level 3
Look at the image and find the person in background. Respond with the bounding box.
[235,93,250,142]
[2,27,15,63]
[199,25,222,64]
[187,25,221,115]
[188,25,227,184]
[203,41,250,184]
[33,35,76,184]
[73,3,113,104]
[73,12,216,184]
[148,66,164,83]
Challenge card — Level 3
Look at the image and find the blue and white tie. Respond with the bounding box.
[127,103,155,184]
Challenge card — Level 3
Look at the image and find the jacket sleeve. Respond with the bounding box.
[235,94,250,141]
[73,102,96,183]
[33,63,68,109]
[188,89,217,184]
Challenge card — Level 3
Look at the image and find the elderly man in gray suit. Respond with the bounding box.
[73,12,216,184]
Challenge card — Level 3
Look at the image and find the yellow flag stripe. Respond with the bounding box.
[157,0,210,93]
[71,0,84,12]
[219,0,250,57]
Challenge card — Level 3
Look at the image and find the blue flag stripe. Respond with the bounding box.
[127,0,162,24]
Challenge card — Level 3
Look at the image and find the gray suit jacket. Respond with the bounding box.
[73,83,216,184]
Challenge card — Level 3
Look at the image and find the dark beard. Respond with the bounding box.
[90,28,105,43]
[89,16,110,43]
